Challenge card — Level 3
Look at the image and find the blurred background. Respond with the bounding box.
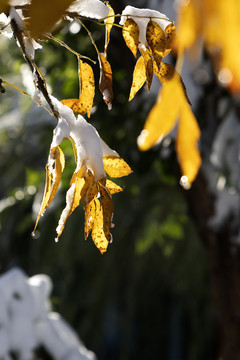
[0,0,239,359]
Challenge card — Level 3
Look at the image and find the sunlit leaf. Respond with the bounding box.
[164,23,176,56]
[84,197,96,239]
[29,0,75,38]
[153,61,175,84]
[106,179,123,194]
[104,4,115,57]
[56,172,87,239]
[61,61,95,116]
[33,146,65,233]
[139,49,153,91]
[91,198,109,254]
[98,181,113,242]
[129,56,146,101]
[0,0,9,13]
[98,53,113,110]
[78,59,95,117]
[138,76,181,151]
[138,75,201,184]
[175,0,199,54]
[176,102,201,185]
[103,156,132,178]
[122,18,139,58]
[146,20,166,68]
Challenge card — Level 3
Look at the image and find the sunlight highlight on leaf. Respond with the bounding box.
[33,146,65,233]
[138,75,201,184]
[104,4,115,57]
[129,56,146,101]
[122,18,139,58]
[103,156,133,178]
[106,179,123,194]
[91,199,109,254]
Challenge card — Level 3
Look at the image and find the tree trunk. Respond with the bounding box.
[185,171,240,360]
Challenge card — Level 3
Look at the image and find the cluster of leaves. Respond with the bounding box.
[0,0,203,253]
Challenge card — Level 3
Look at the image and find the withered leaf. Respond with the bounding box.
[98,53,113,110]
[146,20,166,68]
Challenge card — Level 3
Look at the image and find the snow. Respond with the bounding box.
[120,5,172,50]
[0,268,96,360]
[67,0,109,21]
[9,7,25,31]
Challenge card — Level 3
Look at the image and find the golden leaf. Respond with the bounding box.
[138,76,181,151]
[175,0,199,54]
[164,23,176,56]
[103,156,132,178]
[129,56,146,101]
[104,4,115,56]
[106,179,123,194]
[56,171,87,239]
[138,75,201,184]
[98,182,113,242]
[29,0,75,38]
[98,53,113,110]
[146,20,166,68]
[61,61,95,117]
[91,199,109,254]
[140,49,153,91]
[84,198,95,240]
[153,62,175,84]
[176,102,201,185]
[78,60,95,118]
[33,146,65,233]
[0,0,8,13]
[122,18,139,58]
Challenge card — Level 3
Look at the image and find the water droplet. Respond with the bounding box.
[180,175,191,190]
[55,237,59,243]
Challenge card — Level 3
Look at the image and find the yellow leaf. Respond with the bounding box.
[33,146,65,233]
[84,198,96,240]
[98,53,113,110]
[104,4,115,56]
[29,0,75,38]
[61,61,95,116]
[153,62,175,84]
[56,172,87,239]
[153,62,191,103]
[98,182,113,242]
[103,156,132,178]
[106,179,123,194]
[175,0,199,54]
[137,76,181,151]
[48,146,65,205]
[146,20,166,68]
[33,166,51,234]
[129,56,146,101]
[138,75,201,184]
[176,102,201,185]
[91,199,109,254]
[78,60,95,118]
[139,49,153,91]
[164,23,176,56]
[0,0,8,13]
[122,18,139,58]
